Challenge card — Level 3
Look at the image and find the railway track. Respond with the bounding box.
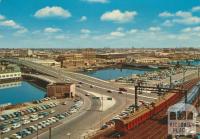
[91,78,199,139]
[120,78,199,139]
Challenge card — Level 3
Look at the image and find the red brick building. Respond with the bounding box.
[47,82,75,98]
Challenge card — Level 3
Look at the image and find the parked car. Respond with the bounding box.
[119,88,127,92]
[2,127,11,134]
[107,90,112,93]
[11,123,21,129]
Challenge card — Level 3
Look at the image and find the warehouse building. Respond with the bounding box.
[47,82,75,98]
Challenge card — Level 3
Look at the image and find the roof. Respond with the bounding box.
[48,82,74,86]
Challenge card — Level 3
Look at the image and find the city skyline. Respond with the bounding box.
[0,0,200,48]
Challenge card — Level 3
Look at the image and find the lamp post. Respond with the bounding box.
[182,68,187,83]
[67,133,71,139]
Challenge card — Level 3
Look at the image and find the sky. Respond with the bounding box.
[0,0,200,48]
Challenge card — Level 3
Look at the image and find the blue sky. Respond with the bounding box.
[0,0,200,48]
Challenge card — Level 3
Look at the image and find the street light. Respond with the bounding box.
[182,67,187,83]
[67,133,71,139]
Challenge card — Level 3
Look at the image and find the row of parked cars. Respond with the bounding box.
[32,97,57,104]
[0,102,58,122]
[3,100,84,139]
[0,102,58,136]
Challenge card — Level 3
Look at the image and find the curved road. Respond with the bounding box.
[1,58,158,139]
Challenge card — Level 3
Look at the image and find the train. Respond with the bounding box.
[114,79,200,133]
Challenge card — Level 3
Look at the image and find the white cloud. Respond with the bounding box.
[175,11,191,17]
[128,29,138,34]
[44,27,62,33]
[116,27,124,32]
[110,31,125,37]
[182,26,200,32]
[159,11,174,17]
[79,16,87,22]
[181,27,192,33]
[159,10,200,25]
[81,29,91,34]
[192,6,200,12]
[162,20,173,27]
[34,6,71,18]
[82,0,109,4]
[0,15,5,20]
[101,9,137,23]
[149,27,161,32]
[0,20,23,29]
[173,16,200,25]
[15,28,28,34]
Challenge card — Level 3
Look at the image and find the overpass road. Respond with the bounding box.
[1,58,159,139]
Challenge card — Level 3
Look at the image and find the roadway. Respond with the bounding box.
[1,58,159,139]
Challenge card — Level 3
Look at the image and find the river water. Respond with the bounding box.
[85,68,154,80]
[0,81,45,105]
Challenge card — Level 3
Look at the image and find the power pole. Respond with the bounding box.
[170,76,172,89]
[37,124,39,139]
[135,85,138,111]
[49,127,52,139]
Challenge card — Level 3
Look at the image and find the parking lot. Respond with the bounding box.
[0,97,84,139]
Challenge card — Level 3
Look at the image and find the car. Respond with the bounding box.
[76,85,81,88]
[36,125,42,129]
[119,88,127,92]
[22,129,31,135]
[50,109,55,114]
[22,115,29,120]
[90,85,94,88]
[85,93,90,96]
[31,117,38,122]
[118,91,124,94]
[38,123,46,128]
[0,116,5,121]
[30,126,37,131]
[38,115,44,119]
[62,101,67,105]
[43,121,50,126]
[2,127,11,134]
[0,124,6,130]
[195,132,200,139]
[46,119,53,124]
[10,134,22,139]
[11,123,21,129]
[23,120,30,125]
[100,124,108,130]
[79,82,83,84]
[107,90,112,93]
[51,117,59,122]
[16,131,27,138]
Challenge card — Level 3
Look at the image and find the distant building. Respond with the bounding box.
[24,58,61,68]
[27,49,33,57]
[47,82,75,98]
[0,64,21,82]
[0,72,21,81]
[133,57,170,64]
